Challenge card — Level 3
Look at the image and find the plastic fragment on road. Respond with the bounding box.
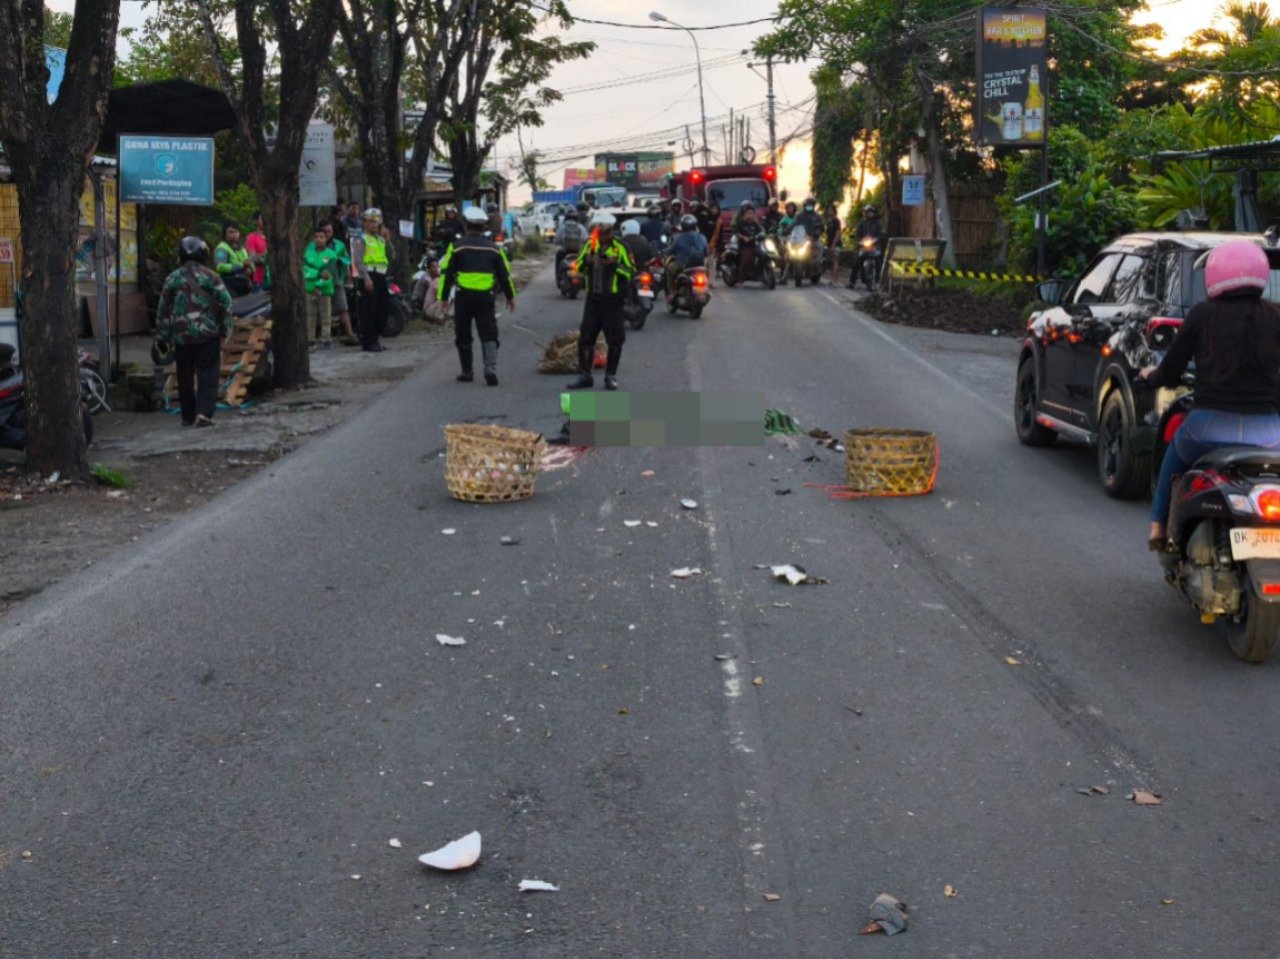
[671,567,702,579]
[1004,656,1022,666]
[418,831,482,870]
[1129,789,1163,806]
[442,528,457,535]
[389,838,402,849]
[624,520,642,528]
[435,634,466,647]
[500,535,521,545]
[762,892,782,902]
[860,893,909,936]
[765,564,828,586]
[764,409,806,435]
[680,498,698,510]
[518,880,560,893]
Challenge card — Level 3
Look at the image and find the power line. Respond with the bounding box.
[558,53,746,95]
[540,4,776,31]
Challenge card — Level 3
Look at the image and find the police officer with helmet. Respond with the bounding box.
[352,207,391,352]
[568,211,634,391]
[439,206,516,385]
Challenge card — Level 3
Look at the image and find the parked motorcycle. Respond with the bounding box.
[623,268,656,330]
[1151,380,1280,662]
[783,225,825,287]
[383,280,410,338]
[853,233,886,291]
[719,233,780,289]
[0,343,96,451]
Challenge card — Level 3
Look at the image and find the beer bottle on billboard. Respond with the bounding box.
[1024,64,1044,141]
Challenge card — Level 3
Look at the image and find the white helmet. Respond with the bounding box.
[590,211,617,229]
[620,219,640,236]
[362,207,383,223]
[462,206,488,225]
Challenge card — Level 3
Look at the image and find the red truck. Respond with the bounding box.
[664,163,778,211]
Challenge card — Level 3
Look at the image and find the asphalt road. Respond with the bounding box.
[4,265,1279,958]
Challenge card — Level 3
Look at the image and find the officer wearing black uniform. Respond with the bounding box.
[439,207,516,385]
[568,212,634,392]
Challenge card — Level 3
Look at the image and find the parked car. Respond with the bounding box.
[1015,231,1280,498]
[517,201,572,240]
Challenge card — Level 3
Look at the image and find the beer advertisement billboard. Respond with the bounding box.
[975,7,1047,148]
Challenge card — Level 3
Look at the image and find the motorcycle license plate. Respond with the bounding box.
[638,290,654,299]
[1229,528,1280,560]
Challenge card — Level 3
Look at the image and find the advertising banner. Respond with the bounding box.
[299,122,337,207]
[975,7,1047,148]
[594,152,675,191]
[119,135,216,205]
[563,168,596,189]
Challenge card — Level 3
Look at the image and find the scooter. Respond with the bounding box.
[383,280,410,338]
[665,261,710,319]
[0,343,96,451]
[1152,383,1280,662]
[556,254,583,299]
[852,233,886,291]
[783,225,825,287]
[623,269,655,330]
[719,233,780,289]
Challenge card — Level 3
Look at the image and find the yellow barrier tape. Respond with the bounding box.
[890,262,1043,283]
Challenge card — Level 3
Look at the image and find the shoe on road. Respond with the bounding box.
[604,375,618,391]
[566,374,594,389]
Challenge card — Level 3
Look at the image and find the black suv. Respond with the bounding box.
[1015,232,1280,497]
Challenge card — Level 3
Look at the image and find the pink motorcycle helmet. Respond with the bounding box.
[1204,240,1270,299]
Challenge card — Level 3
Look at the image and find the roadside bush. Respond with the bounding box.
[520,233,545,256]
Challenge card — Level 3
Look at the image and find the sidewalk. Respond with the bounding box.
[1,252,551,616]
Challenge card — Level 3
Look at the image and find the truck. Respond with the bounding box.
[664,163,778,211]
[532,181,629,210]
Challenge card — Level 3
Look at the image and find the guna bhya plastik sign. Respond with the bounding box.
[975,7,1047,148]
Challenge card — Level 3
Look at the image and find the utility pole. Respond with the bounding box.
[745,53,778,163]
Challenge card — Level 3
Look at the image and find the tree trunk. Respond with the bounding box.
[12,165,89,479]
[920,83,957,269]
[259,163,310,389]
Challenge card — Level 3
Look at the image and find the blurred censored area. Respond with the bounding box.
[566,392,765,447]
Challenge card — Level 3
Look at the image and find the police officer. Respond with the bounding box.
[568,212,634,392]
[439,207,516,385]
[352,208,390,351]
[156,237,233,427]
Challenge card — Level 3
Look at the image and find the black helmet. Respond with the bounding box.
[576,202,589,213]
[646,205,661,219]
[785,201,797,214]
[565,210,579,222]
[863,204,880,218]
[680,213,698,232]
[803,196,817,210]
[179,236,209,265]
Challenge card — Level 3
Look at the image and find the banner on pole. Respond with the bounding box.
[975,7,1047,148]
[119,135,215,205]
[299,122,337,207]
[902,175,927,207]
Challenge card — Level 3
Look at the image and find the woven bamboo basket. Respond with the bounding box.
[843,428,938,496]
[538,331,607,374]
[445,424,546,503]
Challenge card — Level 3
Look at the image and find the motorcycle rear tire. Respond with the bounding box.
[1228,586,1280,663]
[569,288,580,300]
[793,274,802,288]
[765,266,777,290]
[383,299,408,338]
[81,404,94,447]
[723,272,738,288]
[689,303,703,320]
[629,311,647,331]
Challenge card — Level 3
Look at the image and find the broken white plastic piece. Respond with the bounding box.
[771,565,808,585]
[624,520,642,528]
[435,634,466,646]
[680,499,699,510]
[388,838,402,849]
[518,879,560,893]
[670,567,702,579]
[418,831,482,870]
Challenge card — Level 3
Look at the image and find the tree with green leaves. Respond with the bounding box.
[193,0,341,390]
[439,0,592,206]
[810,65,861,209]
[1178,1,1280,132]
[0,0,121,479]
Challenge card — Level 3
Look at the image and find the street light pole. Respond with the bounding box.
[650,11,710,166]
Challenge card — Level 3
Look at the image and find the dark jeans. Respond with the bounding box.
[358,272,388,348]
[454,290,499,347]
[579,296,625,374]
[175,338,221,423]
[223,273,252,297]
[1151,408,1280,522]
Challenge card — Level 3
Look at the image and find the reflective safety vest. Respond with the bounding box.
[363,234,388,269]
[438,235,516,301]
[214,241,248,275]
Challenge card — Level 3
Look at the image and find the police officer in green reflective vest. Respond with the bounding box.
[352,208,390,352]
[439,207,516,385]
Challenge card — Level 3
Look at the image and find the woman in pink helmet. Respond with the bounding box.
[1142,239,1280,550]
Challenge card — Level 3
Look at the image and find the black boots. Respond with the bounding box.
[456,344,473,382]
[482,341,498,386]
[566,372,594,389]
[604,344,622,390]
[604,375,618,391]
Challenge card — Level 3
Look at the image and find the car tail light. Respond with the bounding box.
[1162,411,1186,445]
[763,166,776,180]
[1263,583,1280,596]
[1252,486,1280,521]
[0,382,19,400]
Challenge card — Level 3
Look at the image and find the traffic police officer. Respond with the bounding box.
[352,208,390,352]
[568,211,634,391]
[439,207,516,385]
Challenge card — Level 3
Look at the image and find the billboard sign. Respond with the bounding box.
[564,168,596,188]
[299,122,337,207]
[119,135,216,205]
[975,7,1047,148]
[594,152,675,191]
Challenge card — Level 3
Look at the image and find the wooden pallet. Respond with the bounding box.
[163,316,273,408]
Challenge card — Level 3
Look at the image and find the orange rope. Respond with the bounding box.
[804,447,940,500]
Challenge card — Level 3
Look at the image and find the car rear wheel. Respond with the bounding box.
[1014,356,1056,447]
[1227,586,1280,663]
[1098,390,1150,499]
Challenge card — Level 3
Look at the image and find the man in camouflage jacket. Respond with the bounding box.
[157,237,233,427]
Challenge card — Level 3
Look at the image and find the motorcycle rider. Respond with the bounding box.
[433,205,464,250]
[439,206,516,386]
[639,204,666,245]
[762,198,783,236]
[825,201,844,284]
[485,201,503,236]
[734,200,763,285]
[850,204,887,290]
[620,219,654,275]
[554,208,589,277]
[666,197,686,236]
[663,213,709,304]
[568,212,634,392]
[793,196,826,276]
[1140,240,1280,550]
[156,237,233,428]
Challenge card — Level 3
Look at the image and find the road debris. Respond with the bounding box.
[646,521,658,527]
[774,488,792,496]
[1004,656,1022,666]
[861,893,909,936]
[20,850,33,861]
[518,880,560,893]
[762,892,782,902]
[943,884,958,898]
[389,838,402,849]
[435,634,467,647]
[418,831,482,870]
[624,520,642,528]
[680,498,699,510]
[671,567,703,579]
[441,528,457,536]
[1129,789,1163,806]
[753,676,764,686]
[1161,898,1176,906]
[761,564,828,586]
[500,535,521,546]
[642,470,655,477]
[714,653,734,661]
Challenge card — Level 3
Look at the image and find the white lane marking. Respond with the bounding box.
[817,289,1006,419]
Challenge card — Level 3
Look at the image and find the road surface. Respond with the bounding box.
[3,265,1278,957]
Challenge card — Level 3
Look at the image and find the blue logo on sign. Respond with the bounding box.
[154,153,177,177]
